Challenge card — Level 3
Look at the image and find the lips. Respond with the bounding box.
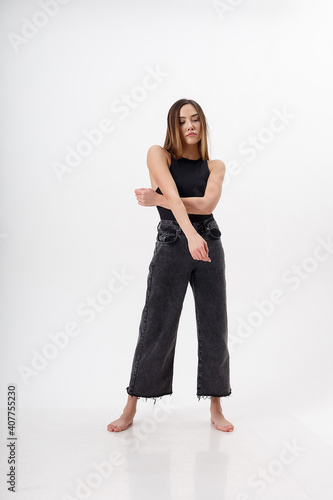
[186,133,196,137]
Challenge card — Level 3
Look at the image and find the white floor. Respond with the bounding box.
[1,401,332,500]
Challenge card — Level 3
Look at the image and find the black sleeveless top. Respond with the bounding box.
[155,152,212,222]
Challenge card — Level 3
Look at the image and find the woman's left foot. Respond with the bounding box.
[210,411,234,432]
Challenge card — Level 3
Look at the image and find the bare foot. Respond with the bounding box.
[107,395,138,432]
[210,411,234,432]
[210,397,234,432]
[107,411,135,432]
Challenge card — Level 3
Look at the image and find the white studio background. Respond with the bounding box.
[0,0,332,416]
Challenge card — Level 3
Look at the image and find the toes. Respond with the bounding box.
[217,424,234,432]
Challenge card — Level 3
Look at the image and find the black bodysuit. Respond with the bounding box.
[155,152,212,222]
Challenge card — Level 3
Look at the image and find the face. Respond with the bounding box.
[178,104,202,145]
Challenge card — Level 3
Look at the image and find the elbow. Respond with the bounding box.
[205,196,222,213]
[203,198,214,214]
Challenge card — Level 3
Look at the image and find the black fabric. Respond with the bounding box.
[126,216,231,403]
[155,152,212,222]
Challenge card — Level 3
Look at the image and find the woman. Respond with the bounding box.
[107,99,234,433]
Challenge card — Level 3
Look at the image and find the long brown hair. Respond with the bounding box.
[163,99,210,161]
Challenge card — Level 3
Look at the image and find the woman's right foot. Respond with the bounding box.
[107,410,136,432]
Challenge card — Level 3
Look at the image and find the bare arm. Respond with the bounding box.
[136,160,225,214]
[146,146,197,238]
[146,145,210,262]
[160,160,225,213]
[157,195,207,214]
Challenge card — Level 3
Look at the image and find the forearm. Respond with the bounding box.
[167,198,198,238]
[157,194,211,214]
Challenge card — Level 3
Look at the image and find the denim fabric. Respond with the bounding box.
[126,215,232,404]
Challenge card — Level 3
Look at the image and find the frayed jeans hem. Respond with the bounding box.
[126,388,173,405]
[197,389,232,402]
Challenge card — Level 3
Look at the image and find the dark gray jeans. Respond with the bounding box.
[126,215,231,404]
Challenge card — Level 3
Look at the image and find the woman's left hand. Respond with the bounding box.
[134,188,160,207]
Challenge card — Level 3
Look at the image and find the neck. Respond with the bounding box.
[182,147,200,160]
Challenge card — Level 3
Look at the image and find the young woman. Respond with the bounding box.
[107,99,234,433]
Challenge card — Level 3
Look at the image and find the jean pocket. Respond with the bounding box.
[157,228,179,243]
[206,221,221,239]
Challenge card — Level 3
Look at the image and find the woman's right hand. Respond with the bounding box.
[187,232,211,262]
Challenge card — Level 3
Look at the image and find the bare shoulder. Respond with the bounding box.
[147,146,171,190]
[147,145,171,167]
[207,158,226,175]
[147,144,164,156]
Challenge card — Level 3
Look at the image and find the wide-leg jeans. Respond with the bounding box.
[126,215,231,404]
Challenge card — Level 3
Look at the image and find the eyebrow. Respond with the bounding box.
[179,113,199,119]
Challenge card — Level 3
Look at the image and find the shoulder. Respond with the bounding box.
[147,144,163,154]
[147,145,171,167]
[207,159,226,175]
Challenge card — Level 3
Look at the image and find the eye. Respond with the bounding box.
[179,119,199,125]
